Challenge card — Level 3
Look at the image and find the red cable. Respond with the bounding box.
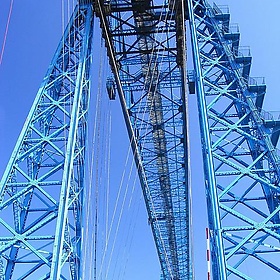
[0,0,14,65]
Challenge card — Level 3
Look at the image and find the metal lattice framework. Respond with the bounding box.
[188,0,280,279]
[1,0,280,279]
[96,0,191,278]
[0,4,94,279]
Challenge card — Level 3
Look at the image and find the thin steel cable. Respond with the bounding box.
[94,80,145,280]
[82,23,106,279]
[82,20,99,280]
[117,172,143,279]
[94,40,143,280]
[94,65,143,280]
[99,100,112,280]
[104,148,139,279]
[93,51,104,280]
[94,43,110,280]
[0,0,14,66]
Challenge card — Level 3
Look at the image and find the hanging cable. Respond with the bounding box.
[104,147,139,279]
[82,10,98,280]
[0,0,14,66]
[93,40,106,280]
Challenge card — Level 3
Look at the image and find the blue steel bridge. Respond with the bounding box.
[0,0,280,279]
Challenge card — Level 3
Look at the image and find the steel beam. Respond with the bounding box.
[188,0,280,279]
[0,4,94,279]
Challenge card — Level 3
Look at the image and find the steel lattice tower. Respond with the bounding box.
[0,4,94,279]
[0,0,280,280]
[189,1,280,278]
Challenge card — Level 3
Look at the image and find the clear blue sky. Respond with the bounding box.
[0,0,279,279]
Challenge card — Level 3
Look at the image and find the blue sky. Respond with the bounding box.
[0,0,279,279]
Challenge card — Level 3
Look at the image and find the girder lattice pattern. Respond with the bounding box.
[189,0,280,279]
[0,4,94,279]
[97,0,191,278]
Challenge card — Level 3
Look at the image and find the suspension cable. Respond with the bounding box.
[0,0,14,66]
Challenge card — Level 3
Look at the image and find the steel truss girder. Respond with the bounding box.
[188,0,280,279]
[0,4,94,279]
[97,0,191,279]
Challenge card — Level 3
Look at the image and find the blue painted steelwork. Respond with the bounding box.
[0,3,94,279]
[188,0,280,279]
[95,0,192,278]
[2,0,280,279]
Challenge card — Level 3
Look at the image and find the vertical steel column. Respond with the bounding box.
[187,0,227,279]
[188,0,280,279]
